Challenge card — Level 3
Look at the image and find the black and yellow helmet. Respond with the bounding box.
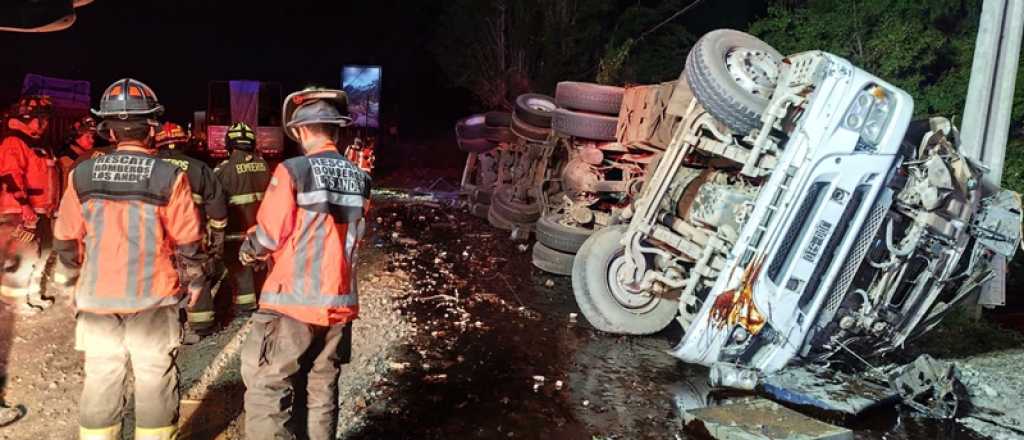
[226,122,256,151]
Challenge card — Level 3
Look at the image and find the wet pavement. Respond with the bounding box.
[341,193,1000,439]
[0,186,1015,439]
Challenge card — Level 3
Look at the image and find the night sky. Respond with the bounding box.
[0,0,469,135]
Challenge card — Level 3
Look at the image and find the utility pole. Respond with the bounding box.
[960,0,1023,309]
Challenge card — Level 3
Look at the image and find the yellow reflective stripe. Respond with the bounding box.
[208,218,228,229]
[53,272,71,284]
[234,293,257,305]
[80,425,121,440]
[191,193,203,204]
[229,192,263,206]
[187,311,215,323]
[135,425,177,440]
[0,285,30,298]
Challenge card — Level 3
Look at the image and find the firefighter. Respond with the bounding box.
[239,88,369,440]
[52,78,205,440]
[344,136,375,174]
[156,121,228,338]
[213,122,270,314]
[0,95,58,313]
[56,116,106,187]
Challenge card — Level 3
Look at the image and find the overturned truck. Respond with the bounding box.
[572,29,1022,372]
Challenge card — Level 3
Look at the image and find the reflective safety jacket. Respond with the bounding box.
[246,143,370,326]
[0,132,60,216]
[215,149,271,237]
[53,145,203,314]
[158,149,228,227]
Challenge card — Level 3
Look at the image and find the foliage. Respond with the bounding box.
[748,0,1024,129]
[432,0,614,109]
[596,0,698,85]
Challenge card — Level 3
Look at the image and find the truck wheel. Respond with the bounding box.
[485,111,512,127]
[514,93,557,128]
[491,186,541,224]
[536,213,594,253]
[552,108,619,141]
[456,114,488,139]
[511,115,551,142]
[532,242,574,276]
[487,204,518,231]
[555,82,624,115]
[458,137,498,154]
[572,226,678,335]
[685,29,782,135]
[483,125,516,143]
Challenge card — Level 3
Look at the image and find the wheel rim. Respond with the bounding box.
[526,97,556,113]
[607,253,660,313]
[724,48,779,99]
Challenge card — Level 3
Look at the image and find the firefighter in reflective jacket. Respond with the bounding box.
[344,137,375,174]
[56,116,107,190]
[156,122,228,336]
[52,79,205,440]
[214,122,270,313]
[0,95,58,312]
[239,88,369,440]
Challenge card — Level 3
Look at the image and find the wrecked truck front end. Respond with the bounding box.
[671,51,917,372]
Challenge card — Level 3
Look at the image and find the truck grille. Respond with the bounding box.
[799,185,869,311]
[824,193,890,314]
[768,182,829,283]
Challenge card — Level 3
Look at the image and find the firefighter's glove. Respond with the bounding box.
[207,225,226,259]
[238,237,268,267]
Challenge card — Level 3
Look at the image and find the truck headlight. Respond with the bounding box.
[842,85,893,146]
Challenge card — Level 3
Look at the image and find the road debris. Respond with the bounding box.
[683,398,853,440]
[892,355,968,419]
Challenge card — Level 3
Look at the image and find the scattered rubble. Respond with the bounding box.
[683,398,852,440]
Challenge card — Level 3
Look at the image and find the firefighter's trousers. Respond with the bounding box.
[185,257,219,332]
[76,306,182,440]
[225,241,259,311]
[241,310,352,440]
[0,216,51,305]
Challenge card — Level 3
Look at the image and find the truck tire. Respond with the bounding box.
[456,114,487,139]
[536,213,594,253]
[685,29,782,135]
[483,125,516,143]
[514,93,557,128]
[555,82,624,115]
[572,226,678,335]
[552,108,618,141]
[485,111,512,127]
[458,137,498,154]
[532,242,574,276]
[487,204,517,231]
[510,114,551,142]
[491,186,541,224]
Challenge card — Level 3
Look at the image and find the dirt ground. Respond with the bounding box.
[1,184,1023,439]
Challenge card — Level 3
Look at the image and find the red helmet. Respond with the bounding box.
[155,122,188,148]
[71,116,97,136]
[10,95,53,120]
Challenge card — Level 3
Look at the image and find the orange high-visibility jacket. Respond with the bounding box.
[53,145,203,314]
[0,132,60,216]
[246,143,370,326]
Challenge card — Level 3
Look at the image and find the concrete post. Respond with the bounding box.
[960,0,1023,308]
